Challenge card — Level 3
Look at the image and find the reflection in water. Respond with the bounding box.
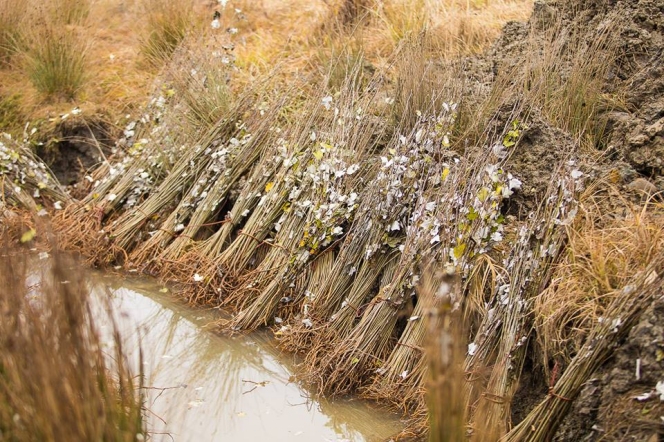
[92,276,402,442]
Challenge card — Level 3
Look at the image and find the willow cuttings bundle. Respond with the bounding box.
[365,134,526,412]
[297,100,474,395]
[156,100,286,264]
[179,129,292,304]
[0,133,70,211]
[227,73,387,329]
[463,157,583,438]
[109,93,259,256]
[505,253,664,441]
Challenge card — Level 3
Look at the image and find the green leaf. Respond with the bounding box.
[313,150,324,161]
[503,136,516,147]
[466,207,478,221]
[477,187,490,202]
[441,167,450,181]
[453,243,466,260]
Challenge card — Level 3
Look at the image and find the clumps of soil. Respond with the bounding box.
[503,113,578,217]
[465,0,664,203]
[35,115,114,186]
[586,0,664,182]
[546,0,663,185]
[456,0,664,437]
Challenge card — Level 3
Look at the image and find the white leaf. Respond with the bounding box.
[468,343,478,356]
[571,169,583,180]
[633,392,653,402]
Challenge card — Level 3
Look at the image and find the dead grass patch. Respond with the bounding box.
[535,190,664,372]
[0,243,144,441]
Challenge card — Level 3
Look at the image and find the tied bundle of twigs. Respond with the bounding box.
[504,253,664,441]
[0,134,70,210]
[229,73,384,330]
[304,107,462,395]
[111,99,255,260]
[464,158,583,438]
[365,136,522,411]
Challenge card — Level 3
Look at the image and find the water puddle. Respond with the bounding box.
[92,274,403,442]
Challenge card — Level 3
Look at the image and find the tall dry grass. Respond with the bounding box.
[23,25,88,100]
[535,191,664,372]
[421,268,467,442]
[0,0,27,65]
[139,0,197,68]
[0,242,144,441]
[519,20,621,150]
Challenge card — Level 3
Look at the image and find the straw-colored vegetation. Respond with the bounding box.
[2,0,663,440]
[0,242,144,441]
[139,0,198,68]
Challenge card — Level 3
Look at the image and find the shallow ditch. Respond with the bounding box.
[89,272,403,442]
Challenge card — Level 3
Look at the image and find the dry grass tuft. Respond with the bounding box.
[23,25,88,100]
[0,242,144,441]
[535,191,664,371]
[139,0,197,68]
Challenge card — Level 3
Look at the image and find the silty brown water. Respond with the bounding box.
[92,274,403,442]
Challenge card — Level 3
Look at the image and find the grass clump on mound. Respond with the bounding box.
[23,26,88,100]
[16,0,91,100]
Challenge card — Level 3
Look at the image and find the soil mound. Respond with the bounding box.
[495,0,663,188]
[479,1,664,439]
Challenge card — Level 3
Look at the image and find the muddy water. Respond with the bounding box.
[92,275,403,442]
